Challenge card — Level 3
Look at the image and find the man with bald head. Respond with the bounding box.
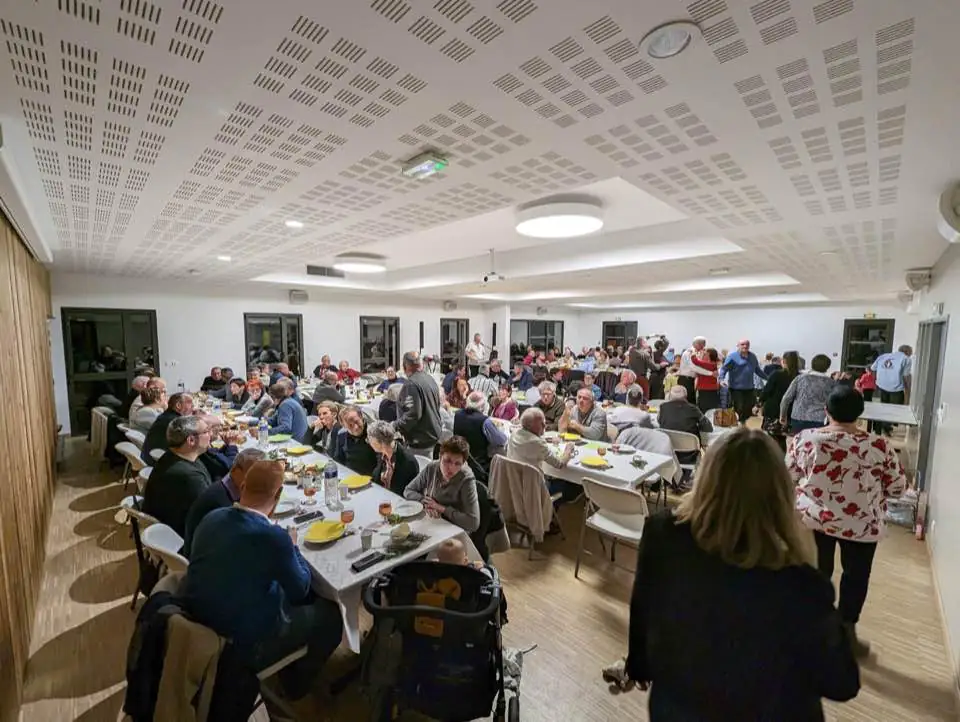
[719,338,767,425]
[184,461,343,716]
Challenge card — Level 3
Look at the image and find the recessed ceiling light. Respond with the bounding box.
[708,267,731,276]
[332,252,387,274]
[639,20,701,59]
[285,220,304,229]
[515,199,604,239]
[216,255,231,262]
[820,250,838,256]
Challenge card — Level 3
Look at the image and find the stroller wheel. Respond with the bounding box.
[493,695,506,722]
[508,696,520,722]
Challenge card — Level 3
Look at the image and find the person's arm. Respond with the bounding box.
[543,439,572,469]
[442,479,480,532]
[403,467,429,501]
[270,401,293,434]
[779,377,800,421]
[759,370,777,403]
[396,384,422,435]
[333,430,348,464]
[697,409,713,432]
[718,356,732,382]
[752,354,769,381]
[482,418,509,447]
[269,527,312,604]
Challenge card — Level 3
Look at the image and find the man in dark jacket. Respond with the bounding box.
[657,385,713,464]
[141,392,194,463]
[396,351,442,458]
[311,371,345,406]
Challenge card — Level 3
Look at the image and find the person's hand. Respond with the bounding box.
[752,406,760,417]
[423,497,445,518]
[287,525,299,545]
[779,417,787,427]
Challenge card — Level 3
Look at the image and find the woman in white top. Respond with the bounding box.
[131,385,166,432]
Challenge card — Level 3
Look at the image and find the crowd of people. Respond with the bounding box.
[116,331,914,719]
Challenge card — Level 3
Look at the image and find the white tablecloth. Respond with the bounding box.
[860,401,918,425]
[265,442,480,652]
[541,438,673,488]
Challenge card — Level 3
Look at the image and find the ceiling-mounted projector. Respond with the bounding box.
[937,183,960,243]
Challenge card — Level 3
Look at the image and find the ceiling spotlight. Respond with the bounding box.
[216,255,232,262]
[285,219,304,229]
[639,20,701,59]
[820,250,838,257]
[515,199,604,239]
[332,252,387,274]
[708,267,731,276]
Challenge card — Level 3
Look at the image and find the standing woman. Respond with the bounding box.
[788,385,906,657]
[647,338,670,401]
[758,350,800,451]
[691,347,720,412]
[624,429,859,719]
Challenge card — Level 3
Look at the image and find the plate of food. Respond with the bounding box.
[394,500,424,518]
[269,433,292,442]
[342,474,372,490]
[561,432,581,441]
[580,455,613,469]
[610,443,636,454]
[304,520,346,544]
[286,445,312,456]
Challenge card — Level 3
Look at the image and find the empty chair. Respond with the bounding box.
[115,441,146,492]
[120,499,160,609]
[150,448,166,462]
[574,477,649,579]
[488,454,559,559]
[125,429,146,449]
[90,406,113,460]
[142,523,189,573]
[661,428,702,476]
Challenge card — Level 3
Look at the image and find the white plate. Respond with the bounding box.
[273,500,299,516]
[612,444,636,454]
[394,501,424,518]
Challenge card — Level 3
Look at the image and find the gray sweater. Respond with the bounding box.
[781,372,836,422]
[403,461,480,533]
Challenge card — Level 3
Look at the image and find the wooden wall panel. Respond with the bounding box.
[0,212,55,722]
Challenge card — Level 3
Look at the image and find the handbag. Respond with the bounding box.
[714,394,738,428]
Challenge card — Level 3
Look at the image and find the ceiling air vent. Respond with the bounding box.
[306,264,346,278]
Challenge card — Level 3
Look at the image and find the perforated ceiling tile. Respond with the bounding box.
[687,0,749,64]
[300,179,390,212]
[876,18,914,95]
[2,20,50,94]
[734,74,782,129]
[168,0,223,63]
[489,151,598,193]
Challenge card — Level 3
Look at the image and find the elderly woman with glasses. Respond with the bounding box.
[367,420,421,496]
[333,407,378,475]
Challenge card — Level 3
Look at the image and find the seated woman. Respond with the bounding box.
[333,406,378,475]
[240,379,273,418]
[226,377,250,407]
[404,435,480,533]
[304,401,340,456]
[336,359,360,384]
[376,367,400,393]
[378,383,403,423]
[446,377,470,410]
[131,385,167,432]
[612,369,643,404]
[367,420,421,496]
[489,383,519,421]
[617,428,859,718]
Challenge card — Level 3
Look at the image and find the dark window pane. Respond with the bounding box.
[68,312,126,373]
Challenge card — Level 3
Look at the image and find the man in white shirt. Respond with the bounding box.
[606,389,655,437]
[678,336,714,400]
[464,333,488,377]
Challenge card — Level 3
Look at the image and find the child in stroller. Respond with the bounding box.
[362,555,520,722]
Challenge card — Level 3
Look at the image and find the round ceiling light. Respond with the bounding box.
[515,200,604,239]
[285,219,304,229]
[332,252,387,274]
[639,20,700,59]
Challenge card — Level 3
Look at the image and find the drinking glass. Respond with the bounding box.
[302,476,318,506]
[378,501,393,523]
[597,446,607,457]
[340,507,355,524]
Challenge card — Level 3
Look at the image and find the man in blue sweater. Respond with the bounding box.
[719,339,768,425]
[268,378,309,442]
[183,460,342,717]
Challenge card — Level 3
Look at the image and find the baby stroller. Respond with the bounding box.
[362,560,520,722]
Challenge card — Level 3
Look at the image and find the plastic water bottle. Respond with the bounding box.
[212,397,221,413]
[323,460,341,509]
[257,418,269,450]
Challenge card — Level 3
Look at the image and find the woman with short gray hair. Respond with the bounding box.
[367,420,422,495]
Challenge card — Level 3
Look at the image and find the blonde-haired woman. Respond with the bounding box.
[622,429,859,720]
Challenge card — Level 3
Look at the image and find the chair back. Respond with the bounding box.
[116,441,146,471]
[91,406,113,459]
[488,455,553,543]
[149,448,166,462]
[125,429,146,449]
[581,477,649,532]
[595,371,618,399]
[137,467,152,494]
[414,455,431,471]
[142,523,189,572]
[566,369,586,384]
[661,428,701,455]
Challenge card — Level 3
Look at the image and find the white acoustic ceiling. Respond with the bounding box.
[0,0,956,308]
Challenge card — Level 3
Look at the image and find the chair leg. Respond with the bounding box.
[611,539,617,563]
[598,534,607,556]
[554,512,566,541]
[129,586,140,610]
[574,507,589,579]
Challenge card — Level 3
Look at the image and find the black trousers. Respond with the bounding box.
[814,531,878,624]
[730,388,755,424]
[468,364,480,378]
[678,375,695,400]
[696,389,719,413]
[875,388,905,434]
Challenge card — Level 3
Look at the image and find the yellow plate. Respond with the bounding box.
[286,445,312,456]
[342,474,372,489]
[561,432,581,441]
[224,409,241,416]
[580,455,610,468]
[304,520,346,544]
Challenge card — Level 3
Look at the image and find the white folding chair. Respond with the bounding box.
[90,406,113,460]
[120,500,160,609]
[117,422,132,434]
[141,523,189,573]
[125,429,146,449]
[488,455,561,559]
[254,646,310,722]
[137,466,152,494]
[149,448,166,462]
[660,428,702,477]
[415,455,432,471]
[574,477,649,579]
[115,441,146,492]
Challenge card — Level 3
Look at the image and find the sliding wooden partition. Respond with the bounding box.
[0,212,56,722]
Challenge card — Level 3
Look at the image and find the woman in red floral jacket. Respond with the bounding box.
[787,385,906,658]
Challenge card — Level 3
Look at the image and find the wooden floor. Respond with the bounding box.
[17,441,960,722]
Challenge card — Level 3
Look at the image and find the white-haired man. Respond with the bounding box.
[558,386,608,441]
[508,407,574,472]
[657,385,713,465]
[452,390,508,481]
[397,350,443,457]
[122,375,150,419]
[678,336,714,400]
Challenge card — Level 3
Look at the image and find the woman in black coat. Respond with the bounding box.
[623,429,859,721]
[366,420,422,496]
[758,350,800,451]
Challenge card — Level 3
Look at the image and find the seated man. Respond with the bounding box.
[183,461,343,717]
[657,385,713,465]
[333,406,379,475]
[607,389,655,436]
[535,381,566,431]
[142,415,213,537]
[200,366,226,392]
[442,363,465,395]
[312,354,337,379]
[198,420,243,483]
[270,362,297,388]
[121,375,149,419]
[507,407,575,496]
[183,447,265,556]
[583,373,603,402]
[487,359,510,386]
[376,366,400,392]
[510,362,534,392]
[558,387,608,441]
[268,378,309,442]
[141,392,193,463]
[312,371,346,406]
[468,366,499,399]
[453,391,509,482]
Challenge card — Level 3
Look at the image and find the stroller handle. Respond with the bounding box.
[362,577,501,621]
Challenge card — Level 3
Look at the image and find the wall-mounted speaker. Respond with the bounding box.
[442,300,457,311]
[288,289,308,304]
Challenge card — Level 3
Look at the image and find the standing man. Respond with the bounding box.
[678,336,714,401]
[719,339,768,425]
[397,350,443,458]
[871,344,913,435]
[464,333,489,378]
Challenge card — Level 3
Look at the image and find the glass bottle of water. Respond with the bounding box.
[323,460,341,509]
[258,418,269,450]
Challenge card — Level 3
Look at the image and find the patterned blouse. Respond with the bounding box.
[788,428,906,541]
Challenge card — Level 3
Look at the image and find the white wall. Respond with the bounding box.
[50,273,488,434]
[573,305,917,366]
[920,245,960,681]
